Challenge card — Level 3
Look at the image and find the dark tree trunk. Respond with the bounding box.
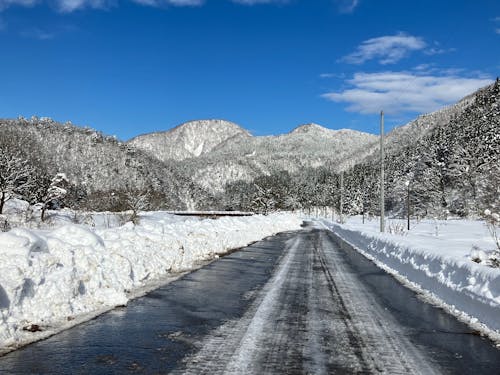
[0,192,5,214]
[41,203,47,222]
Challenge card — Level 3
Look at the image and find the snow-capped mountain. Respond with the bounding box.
[290,122,343,135]
[130,120,377,193]
[128,119,251,161]
[0,117,209,211]
[1,81,496,215]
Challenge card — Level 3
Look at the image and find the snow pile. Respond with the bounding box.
[321,217,500,337]
[0,212,302,353]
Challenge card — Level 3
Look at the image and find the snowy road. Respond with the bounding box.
[0,223,499,374]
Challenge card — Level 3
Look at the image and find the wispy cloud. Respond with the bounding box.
[0,0,38,11]
[55,0,115,13]
[167,0,203,4]
[341,33,427,65]
[130,0,204,8]
[20,26,55,39]
[493,16,500,34]
[413,63,433,71]
[0,0,114,12]
[0,0,289,12]
[322,70,492,114]
[320,73,335,78]
[336,0,358,14]
[231,0,288,4]
[424,46,456,55]
[55,0,204,12]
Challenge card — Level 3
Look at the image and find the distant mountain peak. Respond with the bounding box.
[289,123,363,137]
[170,119,251,137]
[128,119,251,161]
[290,123,331,134]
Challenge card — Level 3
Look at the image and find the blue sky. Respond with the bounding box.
[0,0,498,140]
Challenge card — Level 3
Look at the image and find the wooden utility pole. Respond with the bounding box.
[380,111,385,233]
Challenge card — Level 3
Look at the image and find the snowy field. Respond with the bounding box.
[320,216,500,343]
[0,203,302,354]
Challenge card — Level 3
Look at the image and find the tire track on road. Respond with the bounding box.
[173,235,303,374]
[318,229,440,374]
[176,227,441,374]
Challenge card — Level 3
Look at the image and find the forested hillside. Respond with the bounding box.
[221,80,499,217]
[141,122,378,194]
[1,81,497,217]
[0,117,212,211]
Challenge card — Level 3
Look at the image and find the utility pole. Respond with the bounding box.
[362,200,365,224]
[339,171,344,224]
[380,110,385,233]
[406,180,410,230]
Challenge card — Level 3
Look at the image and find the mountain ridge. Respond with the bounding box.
[128,119,251,161]
[1,82,496,215]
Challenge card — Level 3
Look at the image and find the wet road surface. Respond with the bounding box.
[0,224,499,374]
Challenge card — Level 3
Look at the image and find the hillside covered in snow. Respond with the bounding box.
[0,81,498,217]
[128,119,252,161]
[217,81,500,216]
[0,117,210,211]
[176,123,377,194]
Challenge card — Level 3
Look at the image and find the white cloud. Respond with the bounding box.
[231,0,287,4]
[337,0,358,13]
[341,33,426,65]
[55,0,113,12]
[322,71,492,114]
[413,63,433,71]
[0,0,37,10]
[162,0,203,5]
[424,47,455,55]
[0,0,288,11]
[0,0,203,12]
[58,0,203,11]
[0,0,290,12]
[20,27,55,39]
[492,16,500,34]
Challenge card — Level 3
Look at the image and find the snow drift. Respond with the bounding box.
[321,218,500,338]
[0,212,302,353]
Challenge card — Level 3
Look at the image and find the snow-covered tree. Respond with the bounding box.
[484,209,500,251]
[125,189,150,224]
[0,150,35,214]
[41,173,69,221]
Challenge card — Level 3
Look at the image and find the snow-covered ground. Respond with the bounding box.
[320,216,500,343]
[0,206,302,354]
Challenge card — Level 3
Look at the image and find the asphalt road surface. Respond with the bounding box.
[0,223,499,374]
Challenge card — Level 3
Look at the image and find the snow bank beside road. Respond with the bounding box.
[0,212,302,353]
[321,218,500,339]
